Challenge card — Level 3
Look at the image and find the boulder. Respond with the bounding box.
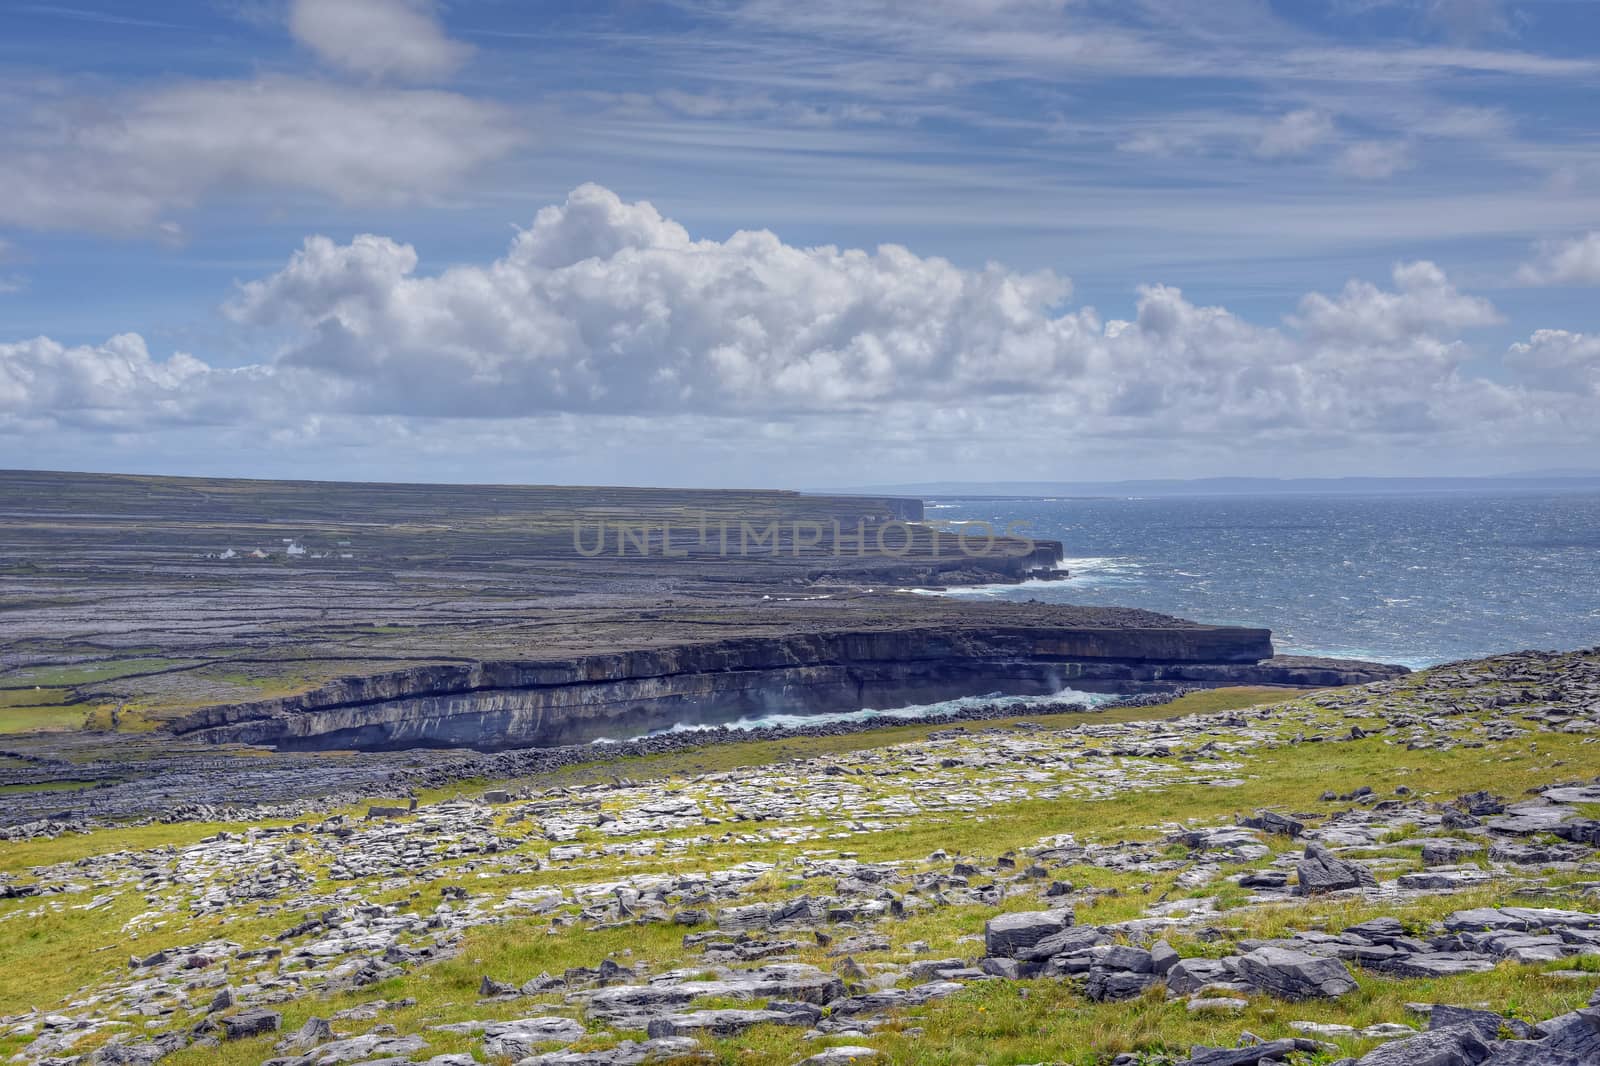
[1089,944,1154,973]
[1166,957,1231,996]
[275,1017,334,1052]
[1350,1027,1489,1065]
[795,1049,880,1066]
[1239,811,1305,837]
[481,1017,588,1058]
[1296,842,1376,895]
[1085,970,1157,1001]
[1534,1008,1600,1061]
[644,1009,808,1038]
[1018,924,1105,961]
[1238,946,1358,1000]
[1428,1006,1531,1042]
[517,1037,708,1065]
[91,1033,188,1065]
[1188,1039,1313,1065]
[220,1010,281,1040]
[983,909,1073,958]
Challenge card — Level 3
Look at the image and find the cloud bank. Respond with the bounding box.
[2,185,1597,472]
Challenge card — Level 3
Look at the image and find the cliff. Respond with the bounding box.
[169,622,1403,751]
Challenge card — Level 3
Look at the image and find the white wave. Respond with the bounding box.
[911,555,1143,597]
[627,687,1118,740]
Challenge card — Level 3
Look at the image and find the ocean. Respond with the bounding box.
[920,490,1600,669]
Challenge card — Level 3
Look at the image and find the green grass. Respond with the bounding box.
[0,702,86,734]
[0,687,70,708]
[7,679,1600,1066]
[2,658,184,688]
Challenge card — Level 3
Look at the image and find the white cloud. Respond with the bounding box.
[1336,139,1415,179]
[1292,260,1501,345]
[225,183,1088,415]
[1506,330,1600,394]
[4,185,1593,465]
[1517,231,1600,286]
[0,78,519,233]
[1255,110,1335,158]
[0,334,286,431]
[288,0,471,82]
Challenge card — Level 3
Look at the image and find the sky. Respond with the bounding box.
[1,0,1599,489]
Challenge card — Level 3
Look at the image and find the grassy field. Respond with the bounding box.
[6,675,1598,1065]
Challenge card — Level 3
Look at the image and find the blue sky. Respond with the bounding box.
[1,0,1598,486]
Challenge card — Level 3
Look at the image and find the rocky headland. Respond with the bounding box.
[1,470,1397,794]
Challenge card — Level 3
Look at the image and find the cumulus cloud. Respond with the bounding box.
[1506,330,1600,394]
[0,334,288,431]
[1292,260,1501,345]
[0,77,519,234]
[1517,231,1600,285]
[288,0,472,82]
[225,184,1088,415]
[3,184,1593,462]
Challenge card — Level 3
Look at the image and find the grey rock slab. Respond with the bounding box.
[1296,843,1377,896]
[90,1032,188,1065]
[1187,1039,1309,1065]
[1085,970,1157,1002]
[1366,953,1497,979]
[1350,1026,1491,1065]
[1477,1042,1590,1066]
[1486,803,1579,836]
[1167,958,1231,996]
[794,1048,880,1066]
[582,965,845,1019]
[302,1034,428,1065]
[645,1009,809,1038]
[480,1016,587,1058]
[1238,946,1358,1000]
[983,909,1073,958]
[517,1036,710,1065]
[1344,918,1407,943]
[1186,997,1249,1014]
[1088,944,1154,973]
[221,1009,282,1040]
[1429,1006,1534,1042]
[1422,840,1485,866]
[1534,1008,1600,1060]
[1018,925,1106,962]
[1397,869,1493,891]
[276,1016,334,1052]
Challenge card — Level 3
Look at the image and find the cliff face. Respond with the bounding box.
[168,625,1403,752]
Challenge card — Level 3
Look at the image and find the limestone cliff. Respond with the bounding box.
[170,623,1403,751]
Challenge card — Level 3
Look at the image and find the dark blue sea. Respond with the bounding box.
[919,491,1600,668]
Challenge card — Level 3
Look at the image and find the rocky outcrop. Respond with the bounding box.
[167,622,1403,751]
